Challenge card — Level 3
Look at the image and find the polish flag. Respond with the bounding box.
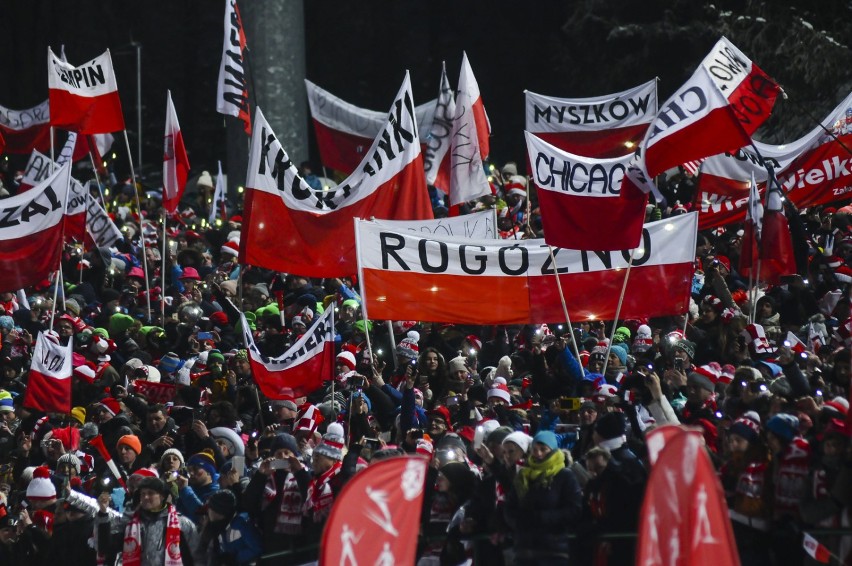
[0,162,70,293]
[423,62,456,194]
[758,186,797,284]
[802,533,831,564]
[241,72,433,277]
[240,308,335,399]
[525,79,657,158]
[305,79,438,175]
[738,172,762,279]
[785,331,807,355]
[525,133,646,251]
[47,48,125,134]
[23,332,73,414]
[448,52,492,209]
[162,91,190,213]
[0,100,51,154]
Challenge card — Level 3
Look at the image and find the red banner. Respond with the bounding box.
[242,73,433,278]
[0,100,51,154]
[320,456,428,566]
[132,380,177,404]
[637,426,740,566]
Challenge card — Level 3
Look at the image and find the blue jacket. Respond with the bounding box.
[215,512,264,565]
[177,478,220,523]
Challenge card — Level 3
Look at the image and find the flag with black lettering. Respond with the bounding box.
[525,133,646,250]
[241,72,433,277]
[216,0,252,135]
[18,149,55,192]
[525,79,657,158]
[163,91,190,213]
[356,213,697,325]
[305,79,438,175]
[0,162,70,293]
[47,48,125,134]
[209,161,226,224]
[24,332,73,414]
[0,100,51,154]
[240,308,334,399]
[65,178,88,242]
[449,52,492,209]
[86,192,123,248]
[424,62,455,194]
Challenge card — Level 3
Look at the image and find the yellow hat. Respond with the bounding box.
[70,406,86,425]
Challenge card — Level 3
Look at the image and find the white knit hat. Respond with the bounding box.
[26,466,56,501]
[314,422,345,461]
[502,431,532,454]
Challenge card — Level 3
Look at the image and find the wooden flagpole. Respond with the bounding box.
[601,249,636,377]
[122,130,152,322]
[546,245,583,363]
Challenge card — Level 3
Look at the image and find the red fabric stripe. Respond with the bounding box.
[0,124,51,154]
[0,222,63,292]
[530,125,649,159]
[250,343,335,399]
[472,97,490,158]
[24,368,71,413]
[48,89,124,135]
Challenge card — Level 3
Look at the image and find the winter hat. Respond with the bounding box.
[220,280,238,297]
[271,399,298,412]
[161,448,185,467]
[187,450,218,476]
[179,267,201,281]
[719,365,736,384]
[613,326,632,344]
[57,453,82,475]
[688,365,721,393]
[766,414,799,443]
[397,331,420,360]
[207,350,226,366]
[136,476,167,495]
[109,313,135,335]
[117,435,142,455]
[207,489,237,518]
[294,404,324,435]
[314,422,345,461]
[494,356,513,380]
[209,311,229,327]
[502,162,518,177]
[416,438,434,458]
[505,175,528,198]
[487,383,511,403]
[26,467,56,501]
[502,431,532,454]
[98,397,122,416]
[595,412,627,440]
[823,396,849,417]
[139,365,161,383]
[159,352,183,374]
[533,430,559,452]
[64,298,81,316]
[220,241,239,257]
[210,427,245,457]
[632,325,653,353]
[448,356,468,375]
[269,432,300,456]
[729,414,761,444]
[487,426,514,446]
[70,406,86,425]
[131,468,159,478]
[291,316,306,329]
[336,351,357,372]
[429,406,453,431]
[673,339,696,361]
[32,509,54,534]
[610,343,628,366]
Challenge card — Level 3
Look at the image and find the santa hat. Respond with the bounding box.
[336,351,357,372]
[131,467,159,478]
[26,467,56,501]
[293,404,324,435]
[416,438,434,458]
[688,365,721,392]
[487,383,511,403]
[220,241,239,257]
[505,175,527,198]
[741,323,776,355]
[98,397,121,416]
[397,331,420,360]
[823,396,849,416]
[74,363,97,384]
[464,334,482,351]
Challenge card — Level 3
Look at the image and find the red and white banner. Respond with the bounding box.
[19,149,54,192]
[525,79,657,158]
[700,37,780,137]
[0,162,70,293]
[47,48,124,134]
[24,332,74,414]
[525,132,646,250]
[305,79,437,175]
[739,173,761,278]
[86,192,123,248]
[240,308,335,399]
[369,209,497,240]
[216,0,251,135]
[163,91,190,213]
[242,73,433,277]
[802,533,831,564]
[16,149,86,241]
[449,53,492,208]
[356,212,697,325]
[637,426,740,566]
[320,456,428,566]
[0,100,51,154]
[132,380,177,404]
[65,178,89,242]
[423,62,455,193]
[695,91,852,229]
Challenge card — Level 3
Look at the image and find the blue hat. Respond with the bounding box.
[0,316,13,331]
[532,430,559,451]
[766,414,798,443]
[611,343,628,366]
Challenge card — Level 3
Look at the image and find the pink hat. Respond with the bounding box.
[179,266,201,281]
[126,266,145,280]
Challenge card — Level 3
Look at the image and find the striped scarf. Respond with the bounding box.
[123,504,182,566]
[304,462,341,523]
[263,472,304,535]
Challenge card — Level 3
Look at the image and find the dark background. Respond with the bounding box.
[1,0,849,185]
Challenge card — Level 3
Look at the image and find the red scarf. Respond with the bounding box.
[263,473,303,535]
[122,504,182,566]
[304,461,341,523]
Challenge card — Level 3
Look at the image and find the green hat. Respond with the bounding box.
[354,319,373,333]
[613,326,631,344]
[207,350,225,366]
[236,312,256,335]
[255,304,280,318]
[342,299,360,310]
[109,313,135,335]
[93,327,110,339]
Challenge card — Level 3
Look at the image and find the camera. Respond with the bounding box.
[674,358,684,371]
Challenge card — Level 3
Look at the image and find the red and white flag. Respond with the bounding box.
[356,213,697,325]
[132,380,177,404]
[86,192,123,248]
[785,331,808,355]
[448,52,492,208]
[47,48,124,134]
[802,533,831,564]
[241,73,433,277]
[636,426,740,566]
[23,332,73,414]
[163,90,190,214]
[700,37,781,137]
[758,186,797,284]
[525,79,657,158]
[18,149,55,192]
[240,307,335,399]
[0,162,70,293]
[0,100,51,154]
[423,62,456,193]
[525,132,646,250]
[65,178,89,242]
[305,79,438,175]
[216,0,251,135]
[320,456,429,566]
[738,172,762,278]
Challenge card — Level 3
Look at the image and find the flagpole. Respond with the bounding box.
[122,130,152,322]
[752,257,762,322]
[601,249,636,377]
[49,269,62,330]
[87,144,109,212]
[161,213,168,324]
[49,127,55,171]
[546,245,583,364]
